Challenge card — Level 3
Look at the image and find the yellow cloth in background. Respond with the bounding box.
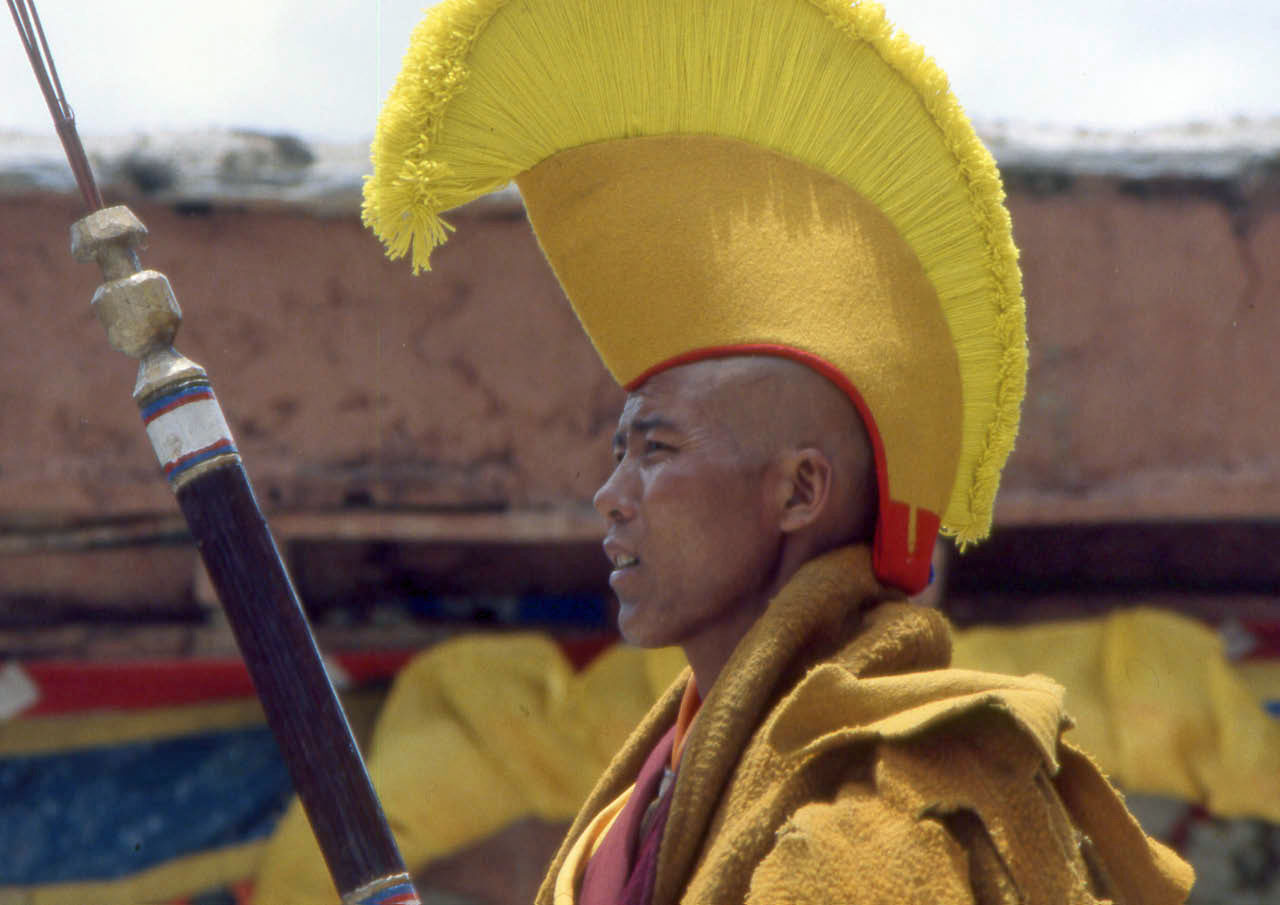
[252,636,684,905]
[951,607,1280,822]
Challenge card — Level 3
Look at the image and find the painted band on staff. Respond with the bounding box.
[343,876,421,905]
[139,381,240,485]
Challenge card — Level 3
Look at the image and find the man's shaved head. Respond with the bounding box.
[666,356,877,550]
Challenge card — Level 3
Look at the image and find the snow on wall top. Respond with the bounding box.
[3,119,1277,212]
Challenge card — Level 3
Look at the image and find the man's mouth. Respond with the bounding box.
[612,553,639,569]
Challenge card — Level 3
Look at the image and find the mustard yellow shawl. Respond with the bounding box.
[538,546,1193,905]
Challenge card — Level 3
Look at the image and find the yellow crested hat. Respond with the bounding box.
[364,0,1027,594]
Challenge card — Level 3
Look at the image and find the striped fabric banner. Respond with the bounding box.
[0,652,414,904]
[0,725,290,887]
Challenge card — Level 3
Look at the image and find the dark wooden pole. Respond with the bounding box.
[59,206,425,905]
[64,209,424,905]
[177,463,407,895]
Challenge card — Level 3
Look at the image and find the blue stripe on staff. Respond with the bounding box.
[139,383,215,424]
[164,438,239,480]
[361,880,422,905]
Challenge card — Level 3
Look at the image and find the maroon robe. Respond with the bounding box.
[578,724,679,905]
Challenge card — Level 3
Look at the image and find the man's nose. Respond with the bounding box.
[593,464,636,522]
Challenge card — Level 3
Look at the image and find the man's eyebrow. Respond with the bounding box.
[612,416,681,448]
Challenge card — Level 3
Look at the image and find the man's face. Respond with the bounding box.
[594,363,782,649]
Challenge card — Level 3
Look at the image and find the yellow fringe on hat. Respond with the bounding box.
[364,0,1026,545]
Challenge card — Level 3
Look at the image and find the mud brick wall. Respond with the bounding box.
[1,163,1278,620]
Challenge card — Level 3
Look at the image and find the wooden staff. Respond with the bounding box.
[8,2,422,902]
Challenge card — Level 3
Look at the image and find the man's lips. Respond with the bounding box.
[603,539,639,570]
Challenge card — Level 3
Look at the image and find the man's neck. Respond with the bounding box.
[682,537,831,696]
[680,585,778,697]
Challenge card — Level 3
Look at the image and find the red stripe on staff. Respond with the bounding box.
[163,438,234,476]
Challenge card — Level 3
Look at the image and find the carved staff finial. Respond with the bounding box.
[70,206,239,487]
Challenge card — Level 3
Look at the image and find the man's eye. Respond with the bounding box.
[644,440,672,454]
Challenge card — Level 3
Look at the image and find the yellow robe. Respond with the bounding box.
[538,546,1194,905]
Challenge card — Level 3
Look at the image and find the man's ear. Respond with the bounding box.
[776,448,833,534]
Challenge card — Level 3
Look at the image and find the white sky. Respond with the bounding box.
[3,1,1278,141]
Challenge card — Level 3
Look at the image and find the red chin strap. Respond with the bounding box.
[873,501,938,595]
[625,343,939,596]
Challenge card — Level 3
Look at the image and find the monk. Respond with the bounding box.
[355,1,1198,901]
[537,354,1193,905]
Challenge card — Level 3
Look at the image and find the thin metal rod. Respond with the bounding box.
[7,0,103,210]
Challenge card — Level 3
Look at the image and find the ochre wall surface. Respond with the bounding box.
[1,195,623,519]
[1005,189,1278,522]
[3,185,1276,530]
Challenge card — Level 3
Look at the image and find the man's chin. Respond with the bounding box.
[615,600,669,649]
